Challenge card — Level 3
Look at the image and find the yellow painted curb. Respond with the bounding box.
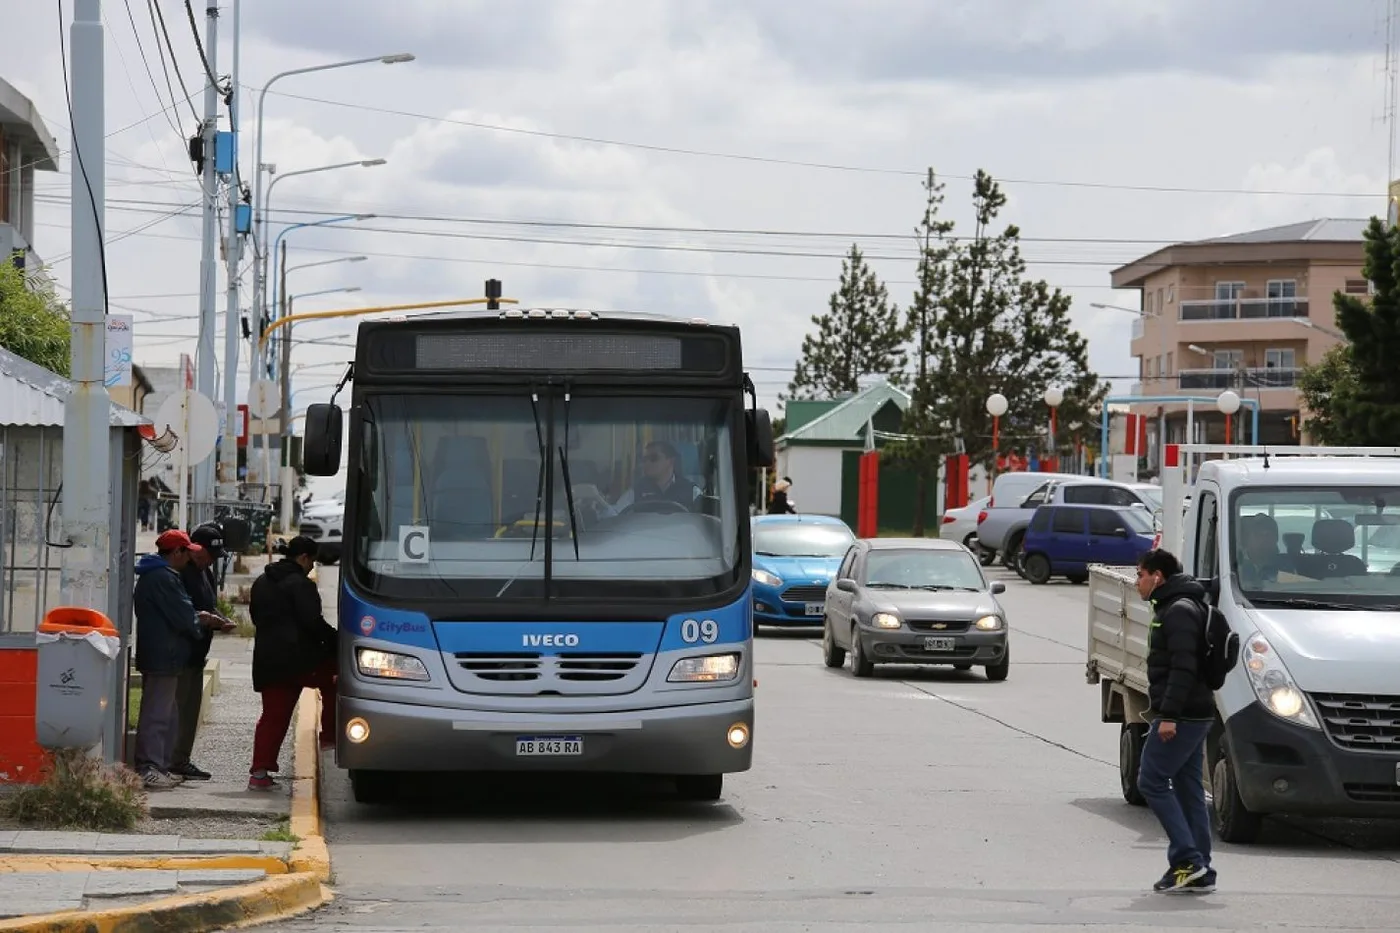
[0,854,288,874]
[288,686,330,884]
[0,871,326,933]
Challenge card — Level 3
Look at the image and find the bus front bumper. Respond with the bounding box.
[334,694,755,775]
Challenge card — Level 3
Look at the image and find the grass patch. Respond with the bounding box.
[260,819,299,843]
[218,594,256,638]
[128,683,141,731]
[1,748,148,831]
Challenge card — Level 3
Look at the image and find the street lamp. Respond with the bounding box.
[986,393,1008,481]
[278,285,362,531]
[286,255,368,277]
[1043,386,1064,457]
[1217,390,1241,444]
[1294,318,1346,340]
[259,160,384,336]
[250,52,413,353]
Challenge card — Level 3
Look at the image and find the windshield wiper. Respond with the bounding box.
[1246,596,1366,611]
[866,582,913,589]
[557,385,580,561]
[497,389,548,598]
[754,550,782,557]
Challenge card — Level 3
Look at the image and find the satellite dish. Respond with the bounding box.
[152,390,219,465]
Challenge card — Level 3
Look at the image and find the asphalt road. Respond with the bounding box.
[266,565,1400,932]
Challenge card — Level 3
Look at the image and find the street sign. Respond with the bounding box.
[249,379,279,419]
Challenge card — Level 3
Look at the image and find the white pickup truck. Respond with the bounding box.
[1088,443,1400,843]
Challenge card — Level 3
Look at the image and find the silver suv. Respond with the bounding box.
[975,478,1160,574]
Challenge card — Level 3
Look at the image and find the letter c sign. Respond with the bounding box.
[398,525,430,564]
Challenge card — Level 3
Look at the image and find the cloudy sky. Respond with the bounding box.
[6,0,1395,434]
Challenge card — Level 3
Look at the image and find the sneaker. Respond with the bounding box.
[141,769,178,790]
[1153,863,1208,893]
[248,771,277,791]
[1182,869,1217,893]
[170,762,212,781]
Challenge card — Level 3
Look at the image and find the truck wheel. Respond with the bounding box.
[984,646,1009,682]
[676,774,722,801]
[349,769,399,805]
[1002,532,1024,570]
[1211,748,1264,843]
[822,619,846,668]
[1119,723,1147,806]
[849,628,874,678]
[1022,553,1052,585]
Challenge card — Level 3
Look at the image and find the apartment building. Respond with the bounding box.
[0,77,59,269]
[1110,218,1363,471]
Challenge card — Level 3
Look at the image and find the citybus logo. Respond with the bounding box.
[523,633,580,647]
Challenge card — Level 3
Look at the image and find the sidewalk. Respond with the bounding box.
[0,541,333,930]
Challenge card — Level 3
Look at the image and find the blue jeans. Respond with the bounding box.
[1137,718,1213,870]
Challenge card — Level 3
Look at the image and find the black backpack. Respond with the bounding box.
[1195,596,1240,691]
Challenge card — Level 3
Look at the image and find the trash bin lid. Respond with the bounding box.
[40,606,118,637]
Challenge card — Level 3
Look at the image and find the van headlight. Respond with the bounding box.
[1242,632,1318,729]
[668,653,740,683]
[356,648,430,682]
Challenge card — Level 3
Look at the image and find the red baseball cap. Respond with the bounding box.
[155,529,192,551]
[187,543,205,555]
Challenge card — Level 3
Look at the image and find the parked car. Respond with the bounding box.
[750,514,856,628]
[298,493,345,564]
[977,477,1158,575]
[821,537,1010,681]
[939,495,991,554]
[1019,504,1156,585]
[970,471,1088,566]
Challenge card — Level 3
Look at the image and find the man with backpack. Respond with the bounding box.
[1134,547,1218,894]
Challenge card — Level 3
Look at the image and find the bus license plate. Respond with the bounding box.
[516,736,583,756]
[923,637,955,652]
[804,602,825,616]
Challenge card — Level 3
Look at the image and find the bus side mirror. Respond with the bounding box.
[747,408,775,468]
[303,403,342,476]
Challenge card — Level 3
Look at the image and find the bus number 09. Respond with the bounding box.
[681,619,719,644]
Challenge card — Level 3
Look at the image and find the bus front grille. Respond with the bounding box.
[449,651,649,693]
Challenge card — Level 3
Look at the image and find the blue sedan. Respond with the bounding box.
[750,514,856,628]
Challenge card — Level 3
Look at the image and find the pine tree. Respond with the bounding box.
[897,169,1105,535]
[1315,218,1400,444]
[785,244,907,401]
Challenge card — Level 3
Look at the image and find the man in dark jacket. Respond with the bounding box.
[169,523,232,781]
[1135,548,1216,894]
[134,530,225,790]
[247,536,338,790]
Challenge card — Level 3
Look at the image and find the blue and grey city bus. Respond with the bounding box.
[300,304,775,804]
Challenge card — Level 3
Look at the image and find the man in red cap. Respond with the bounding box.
[133,529,226,790]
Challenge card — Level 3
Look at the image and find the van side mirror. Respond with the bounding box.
[835,578,857,593]
[302,403,343,476]
[747,407,775,469]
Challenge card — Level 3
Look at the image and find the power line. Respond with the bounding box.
[144,0,199,124]
[183,0,222,103]
[116,0,183,141]
[252,84,1388,200]
[147,0,200,123]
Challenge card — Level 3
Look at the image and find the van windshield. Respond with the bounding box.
[1231,487,1400,608]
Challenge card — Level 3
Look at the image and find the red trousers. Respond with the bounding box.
[251,657,337,774]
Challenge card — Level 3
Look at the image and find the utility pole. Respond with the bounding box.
[278,273,293,533]
[193,1,219,523]
[272,240,286,503]
[219,0,242,498]
[63,0,110,616]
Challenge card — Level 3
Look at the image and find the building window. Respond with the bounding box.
[1265,348,1296,370]
[1213,349,1243,370]
[1345,278,1370,295]
[1166,284,1175,303]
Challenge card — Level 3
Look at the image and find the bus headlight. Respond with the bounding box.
[1242,632,1318,729]
[356,648,430,682]
[752,569,782,587]
[668,653,741,683]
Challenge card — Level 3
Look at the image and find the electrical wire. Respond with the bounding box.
[144,0,199,124]
[148,0,200,123]
[183,0,223,103]
[117,0,184,142]
[251,84,1388,200]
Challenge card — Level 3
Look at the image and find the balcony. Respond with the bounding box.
[1177,367,1301,390]
[1179,297,1309,321]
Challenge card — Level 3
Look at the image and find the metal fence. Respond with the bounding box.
[153,495,276,553]
[0,425,62,635]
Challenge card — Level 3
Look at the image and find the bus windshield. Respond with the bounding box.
[352,392,743,603]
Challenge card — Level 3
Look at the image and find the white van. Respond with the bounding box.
[1157,445,1400,842]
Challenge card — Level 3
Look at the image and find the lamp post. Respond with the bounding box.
[986,393,1008,487]
[250,53,413,349]
[1217,389,1241,445]
[1043,386,1064,465]
[278,285,362,533]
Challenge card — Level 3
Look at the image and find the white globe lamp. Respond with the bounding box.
[1043,386,1064,408]
[1217,390,1241,415]
[986,393,1009,418]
